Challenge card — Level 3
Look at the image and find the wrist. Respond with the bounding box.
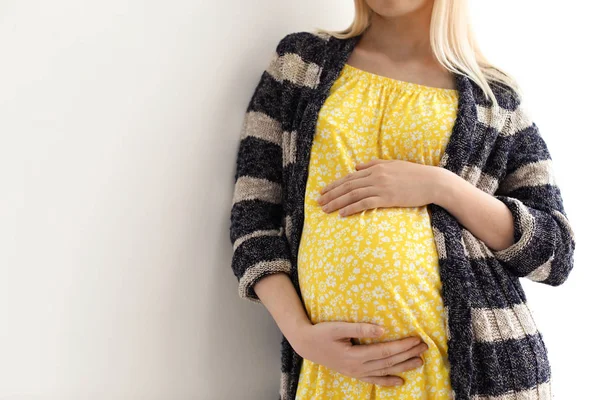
[286,318,314,355]
[430,167,458,208]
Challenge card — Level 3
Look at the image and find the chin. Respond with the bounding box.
[366,0,432,18]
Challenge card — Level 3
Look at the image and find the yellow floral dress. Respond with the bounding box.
[295,63,459,399]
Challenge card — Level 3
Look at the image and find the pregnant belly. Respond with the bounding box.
[297,205,449,348]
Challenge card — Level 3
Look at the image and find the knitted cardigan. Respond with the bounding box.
[228,30,576,400]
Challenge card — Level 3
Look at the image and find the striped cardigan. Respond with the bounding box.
[228,30,576,400]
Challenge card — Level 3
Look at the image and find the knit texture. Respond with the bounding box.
[229,30,576,400]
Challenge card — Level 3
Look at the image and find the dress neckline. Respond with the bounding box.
[342,63,459,95]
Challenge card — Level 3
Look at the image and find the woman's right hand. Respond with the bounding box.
[290,321,429,387]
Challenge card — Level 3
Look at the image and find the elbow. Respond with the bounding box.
[523,223,576,287]
[490,198,577,286]
[537,234,576,287]
[543,209,576,286]
[230,230,293,304]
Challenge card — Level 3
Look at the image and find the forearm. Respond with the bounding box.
[254,273,313,345]
[430,167,515,252]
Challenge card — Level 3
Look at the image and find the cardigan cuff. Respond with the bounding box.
[491,195,575,285]
[238,258,292,304]
[231,232,293,304]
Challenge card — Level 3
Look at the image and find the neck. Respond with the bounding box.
[360,4,434,62]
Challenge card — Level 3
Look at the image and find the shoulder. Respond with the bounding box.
[276,29,332,47]
[470,71,535,137]
[467,65,522,112]
[267,30,332,90]
[490,80,522,111]
[488,79,536,138]
[274,30,332,60]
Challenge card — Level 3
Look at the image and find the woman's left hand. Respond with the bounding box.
[317,158,442,217]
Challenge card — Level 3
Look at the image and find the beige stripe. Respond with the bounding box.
[506,104,536,137]
[280,370,291,400]
[476,104,510,134]
[239,259,292,303]
[443,305,451,341]
[475,103,534,137]
[499,159,556,193]
[551,208,576,242]
[525,256,553,282]
[284,214,293,242]
[472,303,539,343]
[282,130,297,166]
[491,199,535,262]
[462,229,493,259]
[459,234,468,259]
[240,111,283,145]
[266,52,322,89]
[438,152,449,168]
[311,30,333,41]
[479,172,501,195]
[460,165,500,194]
[233,228,284,252]
[471,380,551,399]
[432,225,447,260]
[232,176,282,206]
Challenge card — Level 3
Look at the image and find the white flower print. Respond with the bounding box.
[296,63,457,399]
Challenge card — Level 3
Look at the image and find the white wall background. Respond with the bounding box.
[0,1,597,399]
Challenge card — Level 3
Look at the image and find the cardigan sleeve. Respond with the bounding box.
[491,108,576,286]
[228,34,295,304]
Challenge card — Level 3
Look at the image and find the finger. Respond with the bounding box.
[351,336,423,362]
[362,342,429,374]
[360,375,404,387]
[339,196,381,217]
[323,189,379,215]
[319,168,371,195]
[329,322,386,340]
[360,356,424,379]
[320,176,375,210]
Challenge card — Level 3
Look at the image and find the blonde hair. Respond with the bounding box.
[315,0,522,108]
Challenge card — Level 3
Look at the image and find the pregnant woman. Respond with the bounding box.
[229,1,576,399]
[295,61,458,398]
